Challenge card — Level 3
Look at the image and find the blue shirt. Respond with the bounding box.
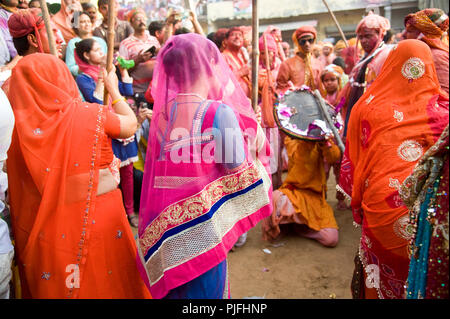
[76,73,133,104]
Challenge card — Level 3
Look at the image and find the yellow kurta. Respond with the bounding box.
[278,137,340,231]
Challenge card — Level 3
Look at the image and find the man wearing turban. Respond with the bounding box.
[335,13,393,213]
[337,12,392,140]
[1,7,63,94]
[276,25,322,92]
[404,8,449,94]
[8,7,63,58]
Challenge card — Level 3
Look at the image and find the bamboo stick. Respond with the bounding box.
[103,0,116,105]
[322,0,349,47]
[251,0,259,111]
[38,0,57,56]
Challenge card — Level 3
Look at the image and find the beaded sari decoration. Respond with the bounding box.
[340,40,448,299]
[138,34,272,299]
[401,125,449,299]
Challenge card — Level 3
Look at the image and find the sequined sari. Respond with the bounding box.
[401,125,449,299]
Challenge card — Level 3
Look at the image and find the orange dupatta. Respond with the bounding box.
[341,40,449,298]
[7,53,106,298]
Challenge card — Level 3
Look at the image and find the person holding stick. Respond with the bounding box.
[74,38,141,229]
[336,12,392,141]
[6,52,152,298]
[1,7,63,95]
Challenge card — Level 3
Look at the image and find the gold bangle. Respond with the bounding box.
[112,97,126,105]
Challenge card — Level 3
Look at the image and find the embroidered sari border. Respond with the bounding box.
[144,178,264,261]
[146,179,270,288]
[139,162,261,257]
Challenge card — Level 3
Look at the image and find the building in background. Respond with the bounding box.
[201,0,423,44]
[77,0,448,45]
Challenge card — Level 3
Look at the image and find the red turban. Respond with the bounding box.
[404,8,449,38]
[126,8,146,23]
[356,12,390,36]
[293,25,317,40]
[8,8,45,52]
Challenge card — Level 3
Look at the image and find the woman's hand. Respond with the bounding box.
[117,63,133,83]
[137,108,153,125]
[102,66,120,99]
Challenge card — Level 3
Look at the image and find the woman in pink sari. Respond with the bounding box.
[137,33,273,299]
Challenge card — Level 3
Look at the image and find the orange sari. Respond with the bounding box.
[339,40,449,299]
[6,54,151,299]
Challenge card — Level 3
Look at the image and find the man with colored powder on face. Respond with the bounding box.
[276,25,322,93]
[337,12,392,140]
[222,26,252,99]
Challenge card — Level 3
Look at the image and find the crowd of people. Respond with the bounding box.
[0,0,448,300]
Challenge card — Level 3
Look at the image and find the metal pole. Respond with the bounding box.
[314,89,345,154]
[103,0,116,104]
[38,0,57,56]
[322,0,349,47]
[251,0,259,111]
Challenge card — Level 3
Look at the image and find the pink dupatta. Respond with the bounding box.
[137,34,272,298]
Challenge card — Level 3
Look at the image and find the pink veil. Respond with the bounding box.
[137,33,272,298]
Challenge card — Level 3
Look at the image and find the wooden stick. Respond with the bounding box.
[251,0,259,111]
[38,0,57,56]
[263,34,273,89]
[322,0,349,48]
[103,0,116,105]
[314,89,345,154]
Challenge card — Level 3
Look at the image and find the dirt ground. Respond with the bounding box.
[131,171,361,299]
[227,171,361,299]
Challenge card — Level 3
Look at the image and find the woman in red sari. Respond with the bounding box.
[6,53,151,299]
[339,40,448,299]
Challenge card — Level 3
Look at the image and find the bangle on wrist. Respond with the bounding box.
[112,96,126,105]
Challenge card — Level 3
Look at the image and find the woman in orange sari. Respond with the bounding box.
[6,53,151,299]
[339,40,448,299]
